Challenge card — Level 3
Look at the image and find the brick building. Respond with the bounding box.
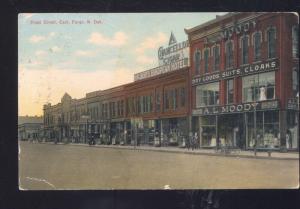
[186,12,298,150]
[42,12,298,151]
[43,33,190,146]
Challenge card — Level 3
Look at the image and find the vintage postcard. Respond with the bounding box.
[18,12,299,190]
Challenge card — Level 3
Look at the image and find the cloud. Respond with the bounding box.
[35,50,47,56]
[135,32,168,54]
[74,50,96,57]
[87,31,128,46]
[136,55,155,64]
[49,46,61,53]
[29,35,47,43]
[18,65,135,116]
[29,32,56,43]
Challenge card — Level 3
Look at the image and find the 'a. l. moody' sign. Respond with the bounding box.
[192,59,279,86]
[192,100,279,116]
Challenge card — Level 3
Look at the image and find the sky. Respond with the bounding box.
[18,12,227,116]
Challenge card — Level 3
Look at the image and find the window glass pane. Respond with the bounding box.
[268,28,276,58]
[292,26,299,58]
[243,72,275,102]
[194,50,201,74]
[226,41,234,68]
[196,82,219,107]
[242,36,249,64]
[204,49,209,73]
[254,32,261,61]
[213,46,220,71]
[227,79,234,104]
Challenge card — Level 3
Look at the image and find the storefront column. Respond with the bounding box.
[124,121,127,144]
[198,116,202,147]
[216,115,219,149]
[279,110,287,150]
[160,119,163,143]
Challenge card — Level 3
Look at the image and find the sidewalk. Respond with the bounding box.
[57,142,299,160]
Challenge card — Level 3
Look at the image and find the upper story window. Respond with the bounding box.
[180,87,186,107]
[225,40,234,69]
[212,45,220,72]
[203,48,210,73]
[292,67,299,97]
[266,26,276,59]
[194,49,201,75]
[292,26,299,58]
[242,71,275,102]
[226,79,234,104]
[155,91,161,112]
[196,82,219,107]
[240,35,249,65]
[253,31,262,62]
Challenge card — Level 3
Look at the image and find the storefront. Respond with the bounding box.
[193,100,280,150]
[286,98,299,150]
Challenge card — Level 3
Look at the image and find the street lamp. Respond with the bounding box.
[250,77,258,156]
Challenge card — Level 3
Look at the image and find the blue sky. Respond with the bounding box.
[18,13,227,116]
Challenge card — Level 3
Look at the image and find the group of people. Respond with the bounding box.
[185,132,199,150]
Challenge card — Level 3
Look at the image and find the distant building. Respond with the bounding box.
[18,116,43,141]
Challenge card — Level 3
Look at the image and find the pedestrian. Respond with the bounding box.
[286,130,291,149]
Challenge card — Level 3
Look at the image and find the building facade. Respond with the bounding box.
[18,116,43,141]
[42,12,298,151]
[186,12,299,150]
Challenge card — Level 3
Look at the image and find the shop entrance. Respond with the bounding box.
[218,114,244,149]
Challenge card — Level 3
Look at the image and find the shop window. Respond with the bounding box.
[194,49,201,75]
[240,35,249,65]
[267,27,276,59]
[212,45,220,72]
[200,116,217,147]
[242,71,275,102]
[180,87,185,107]
[226,79,234,104]
[246,111,279,149]
[292,26,299,58]
[203,48,210,73]
[253,31,262,61]
[225,40,234,69]
[196,82,219,107]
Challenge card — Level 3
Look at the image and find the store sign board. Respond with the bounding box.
[134,58,189,81]
[134,33,189,81]
[192,59,279,86]
[192,100,279,116]
[158,33,189,66]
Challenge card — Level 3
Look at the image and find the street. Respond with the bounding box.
[19,141,299,190]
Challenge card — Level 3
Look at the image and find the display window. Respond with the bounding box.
[246,110,279,149]
[200,116,217,147]
[242,72,275,102]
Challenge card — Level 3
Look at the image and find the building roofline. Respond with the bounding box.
[184,12,236,34]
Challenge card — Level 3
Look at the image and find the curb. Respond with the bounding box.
[40,142,299,161]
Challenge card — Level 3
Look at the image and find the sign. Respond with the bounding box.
[134,32,189,81]
[221,20,256,39]
[134,58,189,81]
[192,59,279,86]
[158,33,189,66]
[192,100,279,116]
